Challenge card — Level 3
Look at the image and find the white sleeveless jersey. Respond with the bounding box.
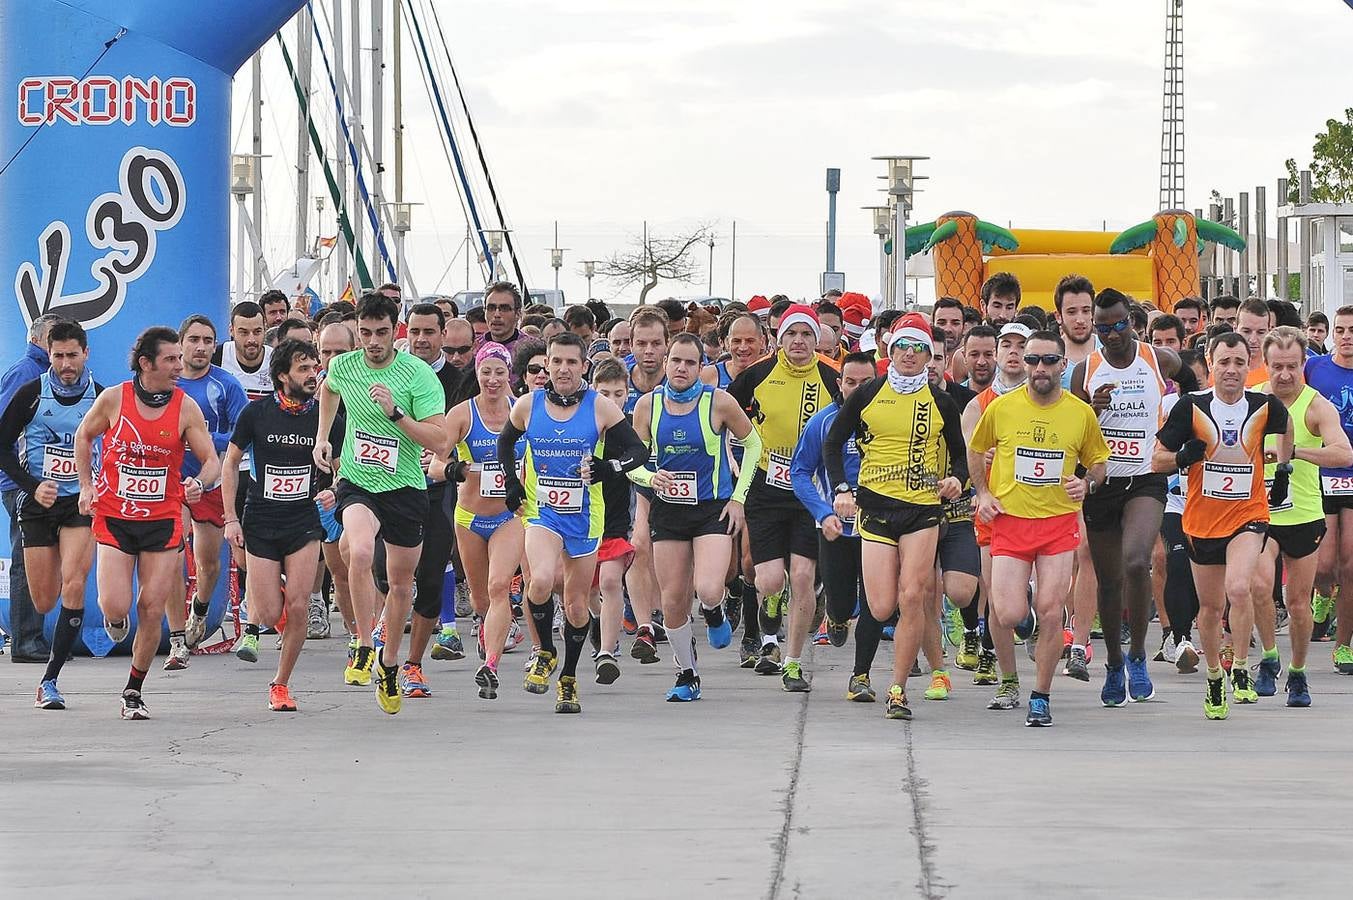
[1084,341,1167,478]
[218,342,273,471]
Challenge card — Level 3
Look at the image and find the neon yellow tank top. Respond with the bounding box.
[1263,384,1322,526]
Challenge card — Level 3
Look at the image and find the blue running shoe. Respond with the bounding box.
[881,624,896,641]
[1101,662,1128,707]
[666,670,702,702]
[35,679,65,710]
[1285,669,1311,707]
[1025,696,1052,726]
[1255,656,1281,697]
[1126,653,1155,701]
[703,606,733,650]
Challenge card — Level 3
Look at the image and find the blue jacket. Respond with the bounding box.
[791,401,860,538]
[0,343,50,492]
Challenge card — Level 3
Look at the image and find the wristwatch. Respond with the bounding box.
[388,404,406,422]
[1088,477,1100,495]
[833,482,853,495]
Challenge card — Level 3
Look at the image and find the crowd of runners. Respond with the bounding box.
[4,275,1352,726]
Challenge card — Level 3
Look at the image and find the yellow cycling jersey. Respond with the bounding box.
[728,350,839,493]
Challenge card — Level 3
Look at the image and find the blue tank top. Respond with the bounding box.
[714,361,734,390]
[22,373,98,497]
[650,385,732,503]
[522,389,604,523]
[1305,354,1353,479]
[625,363,664,415]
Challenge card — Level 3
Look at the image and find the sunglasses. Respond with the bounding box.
[893,339,930,353]
[526,363,546,375]
[443,345,473,356]
[1093,319,1131,335]
[1024,353,1064,366]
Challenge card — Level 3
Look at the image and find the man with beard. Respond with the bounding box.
[1053,275,1098,387]
[175,315,249,665]
[481,282,529,385]
[961,325,998,392]
[981,272,1021,326]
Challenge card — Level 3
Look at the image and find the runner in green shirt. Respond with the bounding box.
[314,292,447,715]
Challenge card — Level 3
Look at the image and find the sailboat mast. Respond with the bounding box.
[332,0,349,296]
[371,0,385,285]
[393,0,404,205]
[348,0,364,284]
[251,52,264,296]
[294,6,313,261]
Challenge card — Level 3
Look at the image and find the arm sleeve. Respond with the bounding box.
[0,380,42,494]
[1172,362,1199,394]
[935,389,970,486]
[730,428,761,503]
[497,418,527,495]
[1264,394,1290,436]
[1155,394,1194,450]
[790,416,833,524]
[602,417,650,473]
[824,380,876,488]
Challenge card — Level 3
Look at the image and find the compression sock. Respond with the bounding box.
[245,622,260,638]
[191,592,210,617]
[44,606,81,682]
[741,579,761,642]
[959,593,980,631]
[980,619,996,652]
[561,617,589,678]
[668,619,696,673]
[1289,663,1306,673]
[530,598,557,654]
[853,604,883,676]
[125,665,147,693]
[1031,690,1050,703]
[440,563,457,627]
[1262,646,1280,662]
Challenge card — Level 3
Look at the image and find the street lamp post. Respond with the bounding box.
[482,230,508,281]
[387,201,414,291]
[230,153,259,306]
[549,220,568,294]
[707,235,716,295]
[872,155,927,309]
[582,260,599,299]
[864,205,891,303]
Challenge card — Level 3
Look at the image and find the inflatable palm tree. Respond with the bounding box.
[1110,210,1245,307]
[903,212,1018,308]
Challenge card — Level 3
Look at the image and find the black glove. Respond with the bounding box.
[1269,463,1292,508]
[1175,438,1206,470]
[586,455,621,485]
[443,461,469,483]
[504,482,525,513]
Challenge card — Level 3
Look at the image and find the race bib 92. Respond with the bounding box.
[537,476,583,513]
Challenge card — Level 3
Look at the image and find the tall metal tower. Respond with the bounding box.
[1158,0,1185,210]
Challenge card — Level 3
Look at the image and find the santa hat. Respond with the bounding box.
[890,312,934,353]
[777,304,821,343]
[837,292,872,317]
[747,295,771,318]
[841,304,869,339]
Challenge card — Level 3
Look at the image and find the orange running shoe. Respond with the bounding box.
[400,662,432,698]
[268,682,298,712]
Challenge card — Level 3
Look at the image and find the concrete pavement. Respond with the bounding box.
[2,625,1352,898]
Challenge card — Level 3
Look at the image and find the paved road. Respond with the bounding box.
[2,625,1351,898]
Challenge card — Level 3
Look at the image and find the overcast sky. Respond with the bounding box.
[236,0,1353,305]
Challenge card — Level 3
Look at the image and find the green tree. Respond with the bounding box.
[1285,108,1353,203]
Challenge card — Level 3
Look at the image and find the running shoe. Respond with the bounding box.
[268,682,298,712]
[555,675,581,713]
[755,643,782,675]
[1126,653,1155,702]
[651,618,668,643]
[1025,696,1052,727]
[1274,605,1290,635]
[35,679,65,710]
[631,627,659,664]
[1064,646,1090,682]
[504,619,525,652]
[910,659,922,677]
[235,632,259,663]
[1014,605,1036,641]
[1118,622,1131,646]
[1204,675,1229,720]
[1312,592,1334,640]
[881,624,896,641]
[345,645,374,686]
[725,591,742,633]
[375,659,402,714]
[477,627,487,661]
[761,588,785,621]
[621,600,638,635]
[1061,627,1074,659]
[552,604,564,636]
[454,581,473,619]
[826,618,850,647]
[400,663,431,698]
[782,660,811,693]
[475,664,499,700]
[1220,643,1235,672]
[347,636,358,666]
[956,631,980,670]
[594,652,620,685]
[1153,633,1169,663]
[589,616,602,653]
[430,627,465,661]
[703,605,733,650]
[164,641,190,671]
[105,617,130,644]
[1024,626,1039,662]
[812,622,829,646]
[987,677,1020,710]
[306,595,330,639]
[924,670,952,701]
[1230,666,1258,704]
[1333,644,1353,675]
[739,638,760,668]
[945,603,965,649]
[973,650,998,685]
[885,684,911,720]
[846,673,876,702]
[1090,615,1103,639]
[185,604,208,649]
[373,617,387,649]
[524,649,556,694]
[666,669,702,702]
[120,689,150,720]
[1174,638,1200,674]
[1101,662,1128,707]
[1285,670,1311,708]
[1255,656,1281,697]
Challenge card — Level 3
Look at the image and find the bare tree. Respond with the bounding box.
[599,224,711,304]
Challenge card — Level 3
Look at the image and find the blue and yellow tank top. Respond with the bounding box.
[522,389,604,531]
[650,385,732,504]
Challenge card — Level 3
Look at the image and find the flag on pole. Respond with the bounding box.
[338,282,354,304]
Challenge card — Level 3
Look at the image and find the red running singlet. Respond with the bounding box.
[95,382,187,522]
